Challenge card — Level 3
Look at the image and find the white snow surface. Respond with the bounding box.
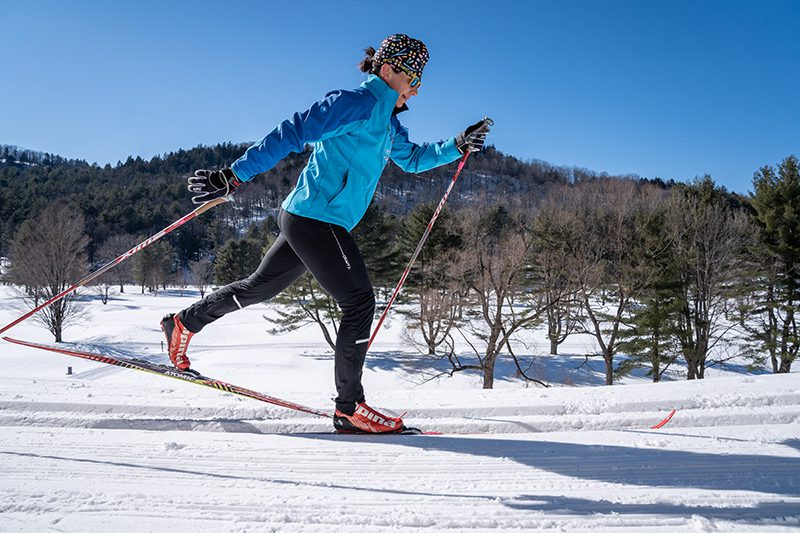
[1,286,798,532]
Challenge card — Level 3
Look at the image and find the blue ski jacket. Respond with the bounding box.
[230,74,462,231]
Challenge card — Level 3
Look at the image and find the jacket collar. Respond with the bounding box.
[363,74,410,115]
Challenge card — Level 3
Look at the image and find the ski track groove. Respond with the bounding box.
[3,433,799,532]
[2,395,799,435]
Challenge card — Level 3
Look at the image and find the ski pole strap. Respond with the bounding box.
[0,197,227,335]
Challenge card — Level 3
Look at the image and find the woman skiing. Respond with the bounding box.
[161,34,492,433]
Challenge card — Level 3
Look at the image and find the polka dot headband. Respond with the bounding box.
[373,34,429,80]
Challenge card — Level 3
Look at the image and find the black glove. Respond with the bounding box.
[187,168,241,205]
[456,117,493,154]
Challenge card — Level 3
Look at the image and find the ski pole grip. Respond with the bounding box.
[194,196,228,215]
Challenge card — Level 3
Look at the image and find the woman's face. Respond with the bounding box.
[380,64,420,108]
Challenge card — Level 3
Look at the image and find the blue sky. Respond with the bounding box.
[2,0,798,193]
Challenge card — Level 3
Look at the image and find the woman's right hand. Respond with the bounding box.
[456,117,494,154]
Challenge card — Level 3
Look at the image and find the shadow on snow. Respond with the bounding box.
[4,435,798,525]
[292,434,800,498]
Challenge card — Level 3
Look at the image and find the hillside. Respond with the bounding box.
[0,142,640,262]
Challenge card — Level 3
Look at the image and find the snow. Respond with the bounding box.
[1,285,798,531]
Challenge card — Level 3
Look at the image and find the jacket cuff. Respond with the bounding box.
[229,162,249,183]
[442,137,463,162]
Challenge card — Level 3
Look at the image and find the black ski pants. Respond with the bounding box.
[179,209,374,414]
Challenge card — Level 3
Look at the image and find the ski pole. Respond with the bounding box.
[367,151,471,351]
[0,197,227,335]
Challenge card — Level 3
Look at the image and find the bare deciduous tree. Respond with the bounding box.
[96,234,137,293]
[566,180,669,385]
[400,250,467,367]
[91,278,114,304]
[667,191,753,379]
[457,206,547,389]
[8,204,89,342]
[530,190,582,355]
[189,257,214,298]
[402,284,463,357]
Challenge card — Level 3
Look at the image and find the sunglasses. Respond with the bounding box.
[391,64,421,88]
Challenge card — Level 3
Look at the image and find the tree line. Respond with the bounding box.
[0,142,585,266]
[2,142,795,388]
[262,160,799,387]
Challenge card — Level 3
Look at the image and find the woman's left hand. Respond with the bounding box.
[187,168,241,205]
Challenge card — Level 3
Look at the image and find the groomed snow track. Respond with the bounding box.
[1,373,799,531]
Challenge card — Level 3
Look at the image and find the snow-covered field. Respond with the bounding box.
[1,285,798,531]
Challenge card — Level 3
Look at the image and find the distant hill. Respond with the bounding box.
[0,141,643,263]
[0,144,88,169]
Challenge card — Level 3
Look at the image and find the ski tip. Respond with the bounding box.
[651,409,677,430]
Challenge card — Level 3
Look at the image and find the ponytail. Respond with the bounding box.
[358,46,378,74]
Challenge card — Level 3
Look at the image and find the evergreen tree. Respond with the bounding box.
[352,202,402,291]
[749,155,800,373]
[206,215,236,252]
[214,238,264,285]
[264,273,340,351]
[616,274,683,382]
[396,203,465,356]
[616,205,682,381]
[397,203,462,289]
[246,216,279,242]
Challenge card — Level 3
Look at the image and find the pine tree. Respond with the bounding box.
[245,216,278,242]
[263,273,340,351]
[616,205,682,381]
[616,277,683,382]
[352,202,401,292]
[397,203,462,289]
[213,238,265,285]
[749,155,800,373]
[396,203,464,356]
